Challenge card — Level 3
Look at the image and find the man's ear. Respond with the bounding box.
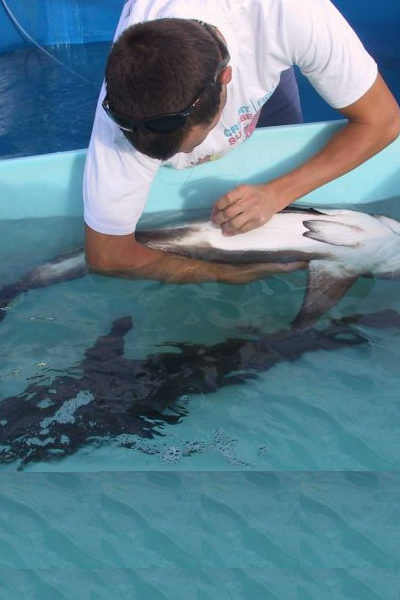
[220,65,232,85]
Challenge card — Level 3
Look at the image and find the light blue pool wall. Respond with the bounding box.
[1,123,400,220]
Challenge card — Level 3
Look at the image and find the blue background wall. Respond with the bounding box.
[0,0,399,158]
[1,0,399,52]
[0,0,123,51]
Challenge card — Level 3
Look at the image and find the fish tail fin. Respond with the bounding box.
[0,248,87,323]
[0,283,27,322]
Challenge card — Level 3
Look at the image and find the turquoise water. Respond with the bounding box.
[1,207,400,472]
[1,209,400,599]
[0,472,399,598]
[1,13,400,599]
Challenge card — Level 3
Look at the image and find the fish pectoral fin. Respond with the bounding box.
[303,220,362,247]
[291,261,357,330]
[376,215,400,235]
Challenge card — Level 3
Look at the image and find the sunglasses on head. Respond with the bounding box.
[102,21,230,134]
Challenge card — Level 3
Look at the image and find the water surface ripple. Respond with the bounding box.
[0,472,399,599]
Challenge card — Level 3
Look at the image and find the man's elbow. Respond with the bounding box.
[85,253,109,274]
[84,224,128,273]
[85,248,130,277]
[84,241,109,273]
[382,104,400,145]
[84,224,158,277]
[85,246,126,275]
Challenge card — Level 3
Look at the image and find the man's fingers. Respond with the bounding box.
[211,182,278,235]
[212,206,241,226]
[211,184,272,232]
[212,195,250,226]
[215,189,242,211]
[212,188,247,221]
[221,200,247,221]
[221,212,248,233]
[213,204,244,226]
[236,220,261,234]
[212,211,226,226]
[220,203,260,234]
[222,219,260,236]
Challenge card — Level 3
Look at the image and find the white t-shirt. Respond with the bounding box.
[83,0,377,235]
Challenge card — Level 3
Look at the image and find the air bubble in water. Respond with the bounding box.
[37,398,54,409]
[26,437,55,447]
[211,427,250,467]
[161,446,182,464]
[40,390,94,428]
[182,441,206,456]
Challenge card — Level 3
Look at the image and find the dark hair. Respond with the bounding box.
[105,19,224,160]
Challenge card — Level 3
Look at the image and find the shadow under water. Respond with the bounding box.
[0,312,380,469]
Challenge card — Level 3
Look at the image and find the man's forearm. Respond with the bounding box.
[90,253,289,284]
[271,74,400,210]
[211,74,400,236]
[270,118,400,210]
[86,232,283,285]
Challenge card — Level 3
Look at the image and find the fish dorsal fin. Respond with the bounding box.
[291,260,357,330]
[282,206,326,215]
[303,219,363,247]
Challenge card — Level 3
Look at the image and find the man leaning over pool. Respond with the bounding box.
[83,0,400,284]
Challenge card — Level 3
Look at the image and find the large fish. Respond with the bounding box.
[1,207,400,328]
[138,207,400,328]
[0,313,369,469]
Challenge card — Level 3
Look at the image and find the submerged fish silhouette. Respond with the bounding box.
[1,207,400,328]
[0,315,367,469]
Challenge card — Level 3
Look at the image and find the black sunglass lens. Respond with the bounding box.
[145,114,187,133]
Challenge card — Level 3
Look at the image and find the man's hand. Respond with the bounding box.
[211,182,282,236]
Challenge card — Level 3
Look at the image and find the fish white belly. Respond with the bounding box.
[201,212,323,253]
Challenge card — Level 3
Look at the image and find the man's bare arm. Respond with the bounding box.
[212,74,400,235]
[269,73,400,208]
[85,225,286,284]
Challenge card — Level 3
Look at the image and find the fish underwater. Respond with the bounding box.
[1,207,400,328]
[2,205,400,468]
[0,312,374,469]
[138,207,400,328]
